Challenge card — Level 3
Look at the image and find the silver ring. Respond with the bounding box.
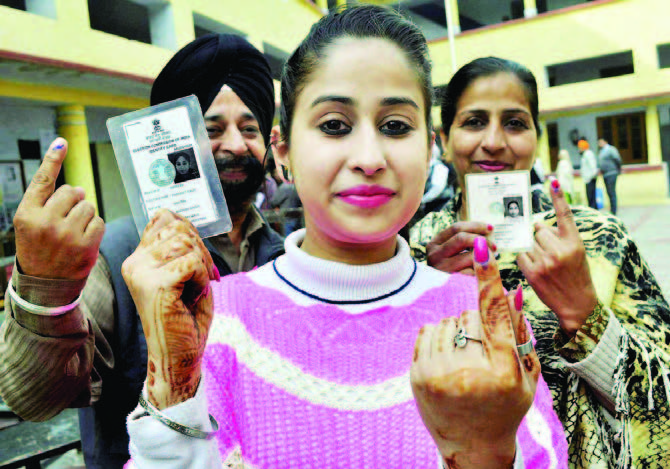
[454,327,482,348]
[517,340,534,357]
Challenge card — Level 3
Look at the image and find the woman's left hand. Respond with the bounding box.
[517,178,598,335]
[122,209,218,409]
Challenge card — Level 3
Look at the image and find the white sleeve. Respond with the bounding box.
[441,440,524,468]
[513,439,525,469]
[126,380,222,469]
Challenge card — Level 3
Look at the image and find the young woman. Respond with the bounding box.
[411,57,670,467]
[169,152,200,184]
[121,7,567,468]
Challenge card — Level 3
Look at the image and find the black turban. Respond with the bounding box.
[151,33,275,145]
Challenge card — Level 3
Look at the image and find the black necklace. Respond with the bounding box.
[272,258,418,305]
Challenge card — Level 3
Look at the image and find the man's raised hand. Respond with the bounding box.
[13,138,105,280]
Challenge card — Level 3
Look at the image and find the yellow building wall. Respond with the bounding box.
[0,0,320,84]
[0,80,148,109]
[427,0,670,206]
[428,0,670,113]
[0,0,322,216]
[2,0,669,208]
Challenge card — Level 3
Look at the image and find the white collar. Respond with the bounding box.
[272,229,416,304]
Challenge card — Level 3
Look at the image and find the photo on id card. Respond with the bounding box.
[106,95,231,239]
[465,171,533,252]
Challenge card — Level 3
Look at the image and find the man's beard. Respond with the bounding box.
[216,156,265,211]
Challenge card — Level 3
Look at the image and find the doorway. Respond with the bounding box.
[596,111,647,165]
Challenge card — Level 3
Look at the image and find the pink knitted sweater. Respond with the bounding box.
[127,234,567,468]
[201,242,568,467]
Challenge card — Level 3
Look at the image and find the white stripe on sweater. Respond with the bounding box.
[208,315,414,410]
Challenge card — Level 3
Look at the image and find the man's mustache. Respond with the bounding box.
[215,155,262,174]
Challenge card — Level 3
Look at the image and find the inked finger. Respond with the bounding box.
[548,177,579,239]
[22,138,68,207]
[473,237,516,351]
[507,286,540,377]
[507,286,530,346]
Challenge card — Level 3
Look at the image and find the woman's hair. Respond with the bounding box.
[167,151,191,166]
[508,200,520,209]
[279,4,433,144]
[440,57,540,138]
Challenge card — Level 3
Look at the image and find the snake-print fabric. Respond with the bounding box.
[410,191,670,468]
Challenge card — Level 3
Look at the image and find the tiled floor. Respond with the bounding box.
[616,202,670,297]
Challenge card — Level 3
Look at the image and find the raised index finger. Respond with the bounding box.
[549,177,579,239]
[472,237,516,351]
[23,138,68,207]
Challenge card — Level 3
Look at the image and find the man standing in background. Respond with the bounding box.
[578,139,598,209]
[598,137,622,215]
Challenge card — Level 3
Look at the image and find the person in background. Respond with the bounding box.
[421,142,454,214]
[255,167,278,211]
[530,158,546,194]
[597,137,622,215]
[269,171,302,236]
[578,138,598,209]
[0,34,284,469]
[555,149,575,204]
[122,6,567,468]
[411,56,670,467]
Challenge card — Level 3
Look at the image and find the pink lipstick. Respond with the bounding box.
[475,161,510,172]
[336,185,395,208]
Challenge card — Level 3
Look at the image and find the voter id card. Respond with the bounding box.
[106,95,231,238]
[465,171,533,252]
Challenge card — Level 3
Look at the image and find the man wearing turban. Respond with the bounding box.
[0,34,284,469]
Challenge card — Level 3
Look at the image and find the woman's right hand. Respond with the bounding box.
[426,222,494,275]
[411,237,539,469]
[121,209,219,410]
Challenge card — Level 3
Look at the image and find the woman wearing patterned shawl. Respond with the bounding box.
[410,56,670,468]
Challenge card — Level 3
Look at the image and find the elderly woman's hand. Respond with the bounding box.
[517,178,598,335]
[411,238,540,469]
[122,209,219,409]
[426,221,495,276]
